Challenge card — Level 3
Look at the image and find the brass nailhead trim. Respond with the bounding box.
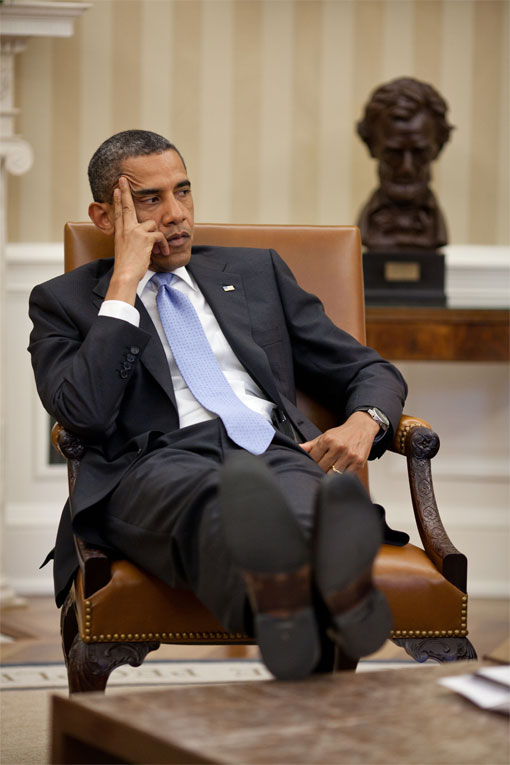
[83,632,255,642]
[398,425,411,455]
[390,629,468,638]
[81,618,252,643]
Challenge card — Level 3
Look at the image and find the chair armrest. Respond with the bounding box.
[51,423,111,597]
[389,414,433,457]
[388,415,467,593]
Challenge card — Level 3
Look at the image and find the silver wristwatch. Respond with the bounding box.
[364,407,390,433]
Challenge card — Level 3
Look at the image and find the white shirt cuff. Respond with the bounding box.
[99,300,140,327]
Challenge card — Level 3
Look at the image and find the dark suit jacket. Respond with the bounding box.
[28,245,407,605]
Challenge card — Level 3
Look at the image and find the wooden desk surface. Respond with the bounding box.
[51,660,508,764]
[366,306,509,361]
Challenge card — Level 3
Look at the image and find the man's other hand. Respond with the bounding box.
[299,411,380,474]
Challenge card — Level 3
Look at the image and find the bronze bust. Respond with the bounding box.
[357,78,453,252]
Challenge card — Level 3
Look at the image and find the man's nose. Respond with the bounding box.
[161,195,184,225]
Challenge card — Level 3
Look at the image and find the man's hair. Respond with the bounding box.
[357,77,454,158]
[88,129,186,203]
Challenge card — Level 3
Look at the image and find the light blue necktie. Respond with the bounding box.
[152,272,275,455]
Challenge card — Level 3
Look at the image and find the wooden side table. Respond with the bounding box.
[51,661,508,764]
[366,307,509,361]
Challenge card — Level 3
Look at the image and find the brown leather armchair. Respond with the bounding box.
[54,222,476,692]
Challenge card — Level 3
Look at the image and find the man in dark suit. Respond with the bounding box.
[29,130,407,680]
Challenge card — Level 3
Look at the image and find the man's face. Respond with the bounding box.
[113,150,194,272]
[372,110,439,204]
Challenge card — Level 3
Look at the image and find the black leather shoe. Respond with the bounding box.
[219,453,320,681]
[313,472,392,659]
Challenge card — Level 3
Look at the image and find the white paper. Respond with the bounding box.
[476,665,510,688]
[439,668,510,714]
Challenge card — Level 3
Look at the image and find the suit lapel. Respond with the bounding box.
[136,298,177,407]
[189,253,283,407]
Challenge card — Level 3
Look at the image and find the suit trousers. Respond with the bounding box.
[101,419,325,633]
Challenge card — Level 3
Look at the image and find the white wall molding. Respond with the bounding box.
[6,502,61,527]
[382,454,509,483]
[6,240,510,307]
[8,576,53,596]
[0,1,91,39]
[445,244,510,308]
[468,580,510,599]
[6,241,63,265]
[383,503,509,532]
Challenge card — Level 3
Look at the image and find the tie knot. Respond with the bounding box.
[151,271,175,290]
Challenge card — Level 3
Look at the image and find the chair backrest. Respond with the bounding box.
[63,222,366,441]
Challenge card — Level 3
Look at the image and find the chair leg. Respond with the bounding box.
[60,593,79,670]
[392,636,477,663]
[66,635,160,693]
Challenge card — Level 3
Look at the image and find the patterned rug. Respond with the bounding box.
[1,658,428,691]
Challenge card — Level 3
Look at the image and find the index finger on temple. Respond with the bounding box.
[118,176,137,224]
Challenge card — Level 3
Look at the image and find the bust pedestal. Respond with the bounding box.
[363,250,446,306]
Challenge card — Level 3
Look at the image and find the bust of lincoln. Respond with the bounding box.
[357,77,453,252]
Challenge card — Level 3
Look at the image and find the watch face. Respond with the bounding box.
[369,407,389,431]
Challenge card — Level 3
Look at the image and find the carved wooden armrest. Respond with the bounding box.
[389,415,467,592]
[51,423,111,597]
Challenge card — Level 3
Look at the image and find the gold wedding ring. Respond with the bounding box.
[331,465,343,475]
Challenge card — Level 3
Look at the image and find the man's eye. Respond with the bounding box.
[141,196,159,204]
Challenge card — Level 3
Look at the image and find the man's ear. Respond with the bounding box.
[88,202,114,235]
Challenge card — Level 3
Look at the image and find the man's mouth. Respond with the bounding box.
[152,231,191,256]
[166,231,190,248]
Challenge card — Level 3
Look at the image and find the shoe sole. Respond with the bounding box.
[219,453,320,680]
[314,473,392,659]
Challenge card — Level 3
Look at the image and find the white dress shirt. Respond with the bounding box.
[99,267,276,428]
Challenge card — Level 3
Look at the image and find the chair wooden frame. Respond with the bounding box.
[54,223,476,692]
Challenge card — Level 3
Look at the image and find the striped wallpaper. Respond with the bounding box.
[7,0,509,245]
